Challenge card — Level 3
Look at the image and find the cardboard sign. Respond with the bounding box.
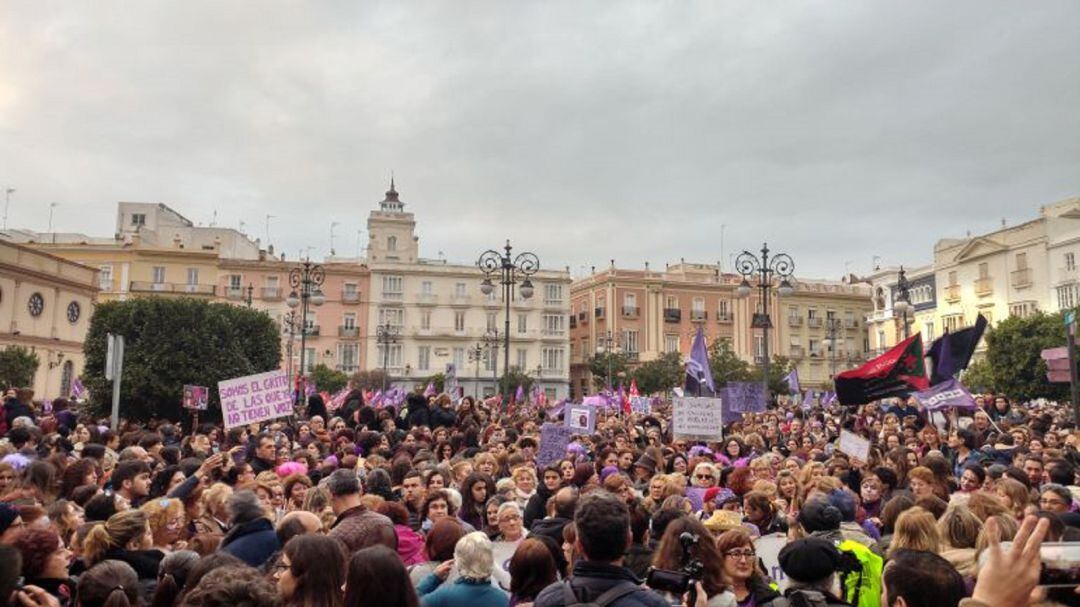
[566,405,596,433]
[218,370,294,429]
[673,397,724,441]
[755,533,789,592]
[630,396,652,414]
[182,385,209,411]
[838,430,871,462]
[537,423,574,467]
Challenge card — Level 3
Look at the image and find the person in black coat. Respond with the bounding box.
[404,393,432,429]
[340,386,365,427]
[429,395,457,429]
[307,393,327,420]
[220,491,280,568]
[4,389,35,428]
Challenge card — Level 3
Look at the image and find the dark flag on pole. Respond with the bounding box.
[685,327,716,395]
[835,333,929,406]
[926,314,988,385]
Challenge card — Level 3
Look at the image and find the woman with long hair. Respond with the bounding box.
[458,473,495,531]
[507,538,558,607]
[345,545,420,607]
[274,534,347,607]
[82,509,163,581]
[887,507,943,557]
[409,517,466,586]
[59,459,99,500]
[774,469,803,521]
[77,560,141,607]
[653,517,733,607]
[149,550,199,607]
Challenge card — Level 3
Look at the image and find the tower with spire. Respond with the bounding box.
[367,175,418,263]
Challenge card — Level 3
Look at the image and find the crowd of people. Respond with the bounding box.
[1,384,1078,607]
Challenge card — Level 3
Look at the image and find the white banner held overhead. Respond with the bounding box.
[672,397,724,441]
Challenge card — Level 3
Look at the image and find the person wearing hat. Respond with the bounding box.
[631,452,656,487]
[776,537,852,606]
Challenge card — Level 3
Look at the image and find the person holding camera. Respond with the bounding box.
[533,493,670,607]
[650,516,735,607]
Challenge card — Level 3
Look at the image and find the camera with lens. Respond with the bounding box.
[645,532,705,603]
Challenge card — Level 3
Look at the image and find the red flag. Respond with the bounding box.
[835,334,929,406]
[629,379,640,397]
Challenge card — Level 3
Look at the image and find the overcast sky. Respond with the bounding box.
[2,1,1079,280]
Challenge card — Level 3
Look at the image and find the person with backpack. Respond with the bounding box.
[794,498,882,607]
[533,493,669,607]
[774,538,852,607]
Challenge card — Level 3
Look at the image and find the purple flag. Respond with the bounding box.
[370,390,384,407]
[684,327,716,395]
[423,382,436,397]
[928,314,988,385]
[911,378,978,411]
[783,368,800,394]
[71,378,86,399]
[514,384,525,403]
[305,382,316,397]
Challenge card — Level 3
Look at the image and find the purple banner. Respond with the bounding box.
[911,378,977,411]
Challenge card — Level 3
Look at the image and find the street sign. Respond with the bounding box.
[1041,346,1069,361]
[1047,358,1072,371]
[1048,370,1072,383]
[1066,310,1076,327]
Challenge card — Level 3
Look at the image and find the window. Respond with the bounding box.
[131,213,146,226]
[516,348,527,370]
[484,348,496,371]
[622,330,640,354]
[692,297,705,313]
[544,284,563,304]
[877,330,885,349]
[943,315,963,333]
[978,263,989,279]
[418,346,431,371]
[377,343,403,368]
[1016,252,1028,270]
[343,313,357,329]
[421,311,432,330]
[664,295,678,309]
[382,275,403,298]
[543,314,565,335]
[304,311,317,331]
[754,335,765,358]
[718,300,730,320]
[338,344,359,373]
[453,347,465,370]
[624,293,637,308]
[228,274,241,290]
[809,339,820,356]
[486,312,497,331]
[923,321,935,342]
[379,307,404,327]
[59,360,74,398]
[304,348,316,373]
[454,311,466,332]
[825,309,836,320]
[342,281,356,295]
[421,281,433,295]
[581,338,589,357]
[1067,253,1076,271]
[542,347,565,372]
[517,313,528,334]
[807,308,818,319]
[99,265,113,290]
[149,266,165,284]
[788,306,799,319]
[665,335,679,353]
[387,236,397,251]
[1059,284,1080,310]
[455,282,467,298]
[186,268,199,285]
[845,311,855,326]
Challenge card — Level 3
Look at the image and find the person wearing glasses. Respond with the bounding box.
[691,463,718,489]
[1038,483,1073,514]
[715,528,781,607]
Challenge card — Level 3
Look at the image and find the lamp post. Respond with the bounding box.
[376,323,400,391]
[477,241,539,398]
[596,330,619,390]
[481,329,500,397]
[735,243,796,400]
[286,260,326,404]
[244,282,254,308]
[467,342,485,398]
[822,317,843,379]
[281,311,302,388]
[893,266,912,340]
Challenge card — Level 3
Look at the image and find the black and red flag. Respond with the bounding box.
[835,334,929,406]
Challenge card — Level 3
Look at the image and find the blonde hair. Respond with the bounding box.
[512,467,536,484]
[455,531,495,579]
[938,505,982,550]
[889,507,942,556]
[140,497,184,540]
[82,510,149,565]
[202,482,233,516]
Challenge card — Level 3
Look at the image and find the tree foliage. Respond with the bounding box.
[978,311,1069,402]
[349,369,389,392]
[502,367,537,395]
[309,364,349,394]
[587,351,633,389]
[83,298,281,421]
[752,355,797,396]
[630,352,683,395]
[0,346,39,389]
[708,340,751,387]
[424,372,446,393]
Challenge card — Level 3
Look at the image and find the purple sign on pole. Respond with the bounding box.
[911,378,978,411]
[726,382,767,413]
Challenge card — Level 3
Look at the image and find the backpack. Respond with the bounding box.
[559,580,640,607]
[836,540,883,607]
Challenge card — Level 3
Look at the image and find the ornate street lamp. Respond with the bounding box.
[244,282,254,308]
[477,241,539,398]
[893,266,912,340]
[467,342,485,398]
[286,260,325,404]
[822,317,843,379]
[375,323,400,391]
[735,242,796,399]
[596,330,620,390]
[281,311,303,382]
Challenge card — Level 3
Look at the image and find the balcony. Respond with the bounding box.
[663,308,681,323]
[690,310,707,322]
[1010,268,1032,289]
[788,316,803,328]
[341,290,361,304]
[807,317,823,328]
[181,283,215,295]
[416,293,438,306]
[716,313,733,323]
[512,298,533,310]
[336,364,359,373]
[131,280,173,292]
[789,346,805,359]
[843,318,857,329]
[975,278,993,297]
[449,294,472,306]
[625,351,640,362]
[541,329,566,339]
[622,306,639,317]
[945,284,961,303]
[262,287,283,301]
[225,287,245,300]
[305,325,321,337]
[483,296,501,308]
[382,291,403,301]
[338,326,360,338]
[131,281,215,295]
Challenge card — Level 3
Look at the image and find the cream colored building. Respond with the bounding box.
[933,197,1080,338]
[0,241,97,399]
[363,181,572,399]
[862,264,937,355]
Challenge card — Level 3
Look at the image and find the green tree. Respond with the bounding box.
[588,351,632,389]
[751,355,797,395]
[502,367,537,396]
[708,340,751,387]
[979,312,1069,402]
[349,369,388,392]
[630,352,683,395]
[0,346,39,389]
[424,372,446,393]
[309,364,349,394]
[961,358,995,393]
[83,298,281,421]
